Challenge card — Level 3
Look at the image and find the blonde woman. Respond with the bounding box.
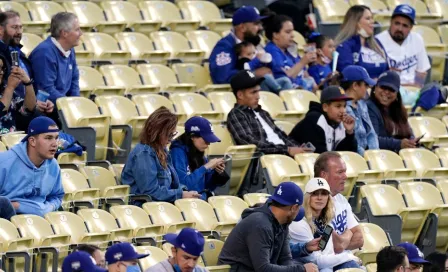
[289,178,360,271]
[335,5,389,79]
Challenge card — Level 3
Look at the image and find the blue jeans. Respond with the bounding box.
[261,74,293,94]
[0,196,16,220]
[334,260,360,271]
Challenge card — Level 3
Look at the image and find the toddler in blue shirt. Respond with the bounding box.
[307,33,338,90]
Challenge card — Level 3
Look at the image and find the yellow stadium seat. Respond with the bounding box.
[208,196,249,224]
[111,163,124,184]
[136,64,196,93]
[101,1,161,34]
[207,92,236,119]
[78,66,125,97]
[0,2,39,34]
[356,223,391,265]
[99,65,160,95]
[364,150,416,180]
[137,246,169,271]
[57,152,87,165]
[349,0,390,25]
[386,0,441,21]
[437,179,448,203]
[313,0,350,23]
[186,30,222,59]
[172,63,231,92]
[400,148,448,179]
[0,218,33,272]
[260,154,310,190]
[202,239,224,266]
[115,32,170,63]
[57,97,111,160]
[435,147,448,167]
[366,263,377,272]
[169,92,224,123]
[139,1,200,33]
[175,199,236,238]
[1,133,26,149]
[279,90,320,118]
[243,193,271,207]
[360,184,430,244]
[60,169,101,210]
[177,1,232,33]
[132,94,188,122]
[409,116,448,148]
[293,30,306,54]
[20,33,43,57]
[81,33,132,64]
[294,153,320,177]
[150,31,205,63]
[259,91,303,122]
[77,209,133,242]
[428,0,448,20]
[25,1,65,34]
[74,42,95,67]
[398,182,448,252]
[0,141,6,152]
[274,121,295,135]
[142,202,196,233]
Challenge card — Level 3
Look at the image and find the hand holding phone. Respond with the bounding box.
[415,133,426,143]
[318,225,333,250]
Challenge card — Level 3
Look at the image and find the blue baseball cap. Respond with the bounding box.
[294,206,305,222]
[105,242,149,265]
[377,70,400,92]
[164,228,205,257]
[269,181,304,206]
[232,6,267,26]
[21,116,59,142]
[392,4,416,24]
[185,116,220,143]
[341,65,376,87]
[62,251,107,272]
[397,242,429,264]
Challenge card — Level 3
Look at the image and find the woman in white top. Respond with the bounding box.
[289,177,360,272]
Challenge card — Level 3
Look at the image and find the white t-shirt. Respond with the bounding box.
[331,194,358,235]
[253,110,285,145]
[376,30,431,85]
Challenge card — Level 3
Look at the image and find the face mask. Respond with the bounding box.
[358,28,370,38]
[126,265,140,272]
[321,55,332,64]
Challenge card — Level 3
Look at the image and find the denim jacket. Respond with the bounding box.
[346,99,379,155]
[121,143,185,202]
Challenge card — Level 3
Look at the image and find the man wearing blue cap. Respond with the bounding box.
[209,6,269,84]
[105,242,148,272]
[0,116,64,217]
[63,251,107,272]
[397,242,429,272]
[376,4,430,87]
[218,181,318,272]
[146,228,208,272]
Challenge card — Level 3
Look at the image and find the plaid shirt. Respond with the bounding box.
[227,103,298,154]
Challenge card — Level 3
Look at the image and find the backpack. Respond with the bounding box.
[56,131,85,156]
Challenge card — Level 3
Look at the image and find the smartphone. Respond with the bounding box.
[304,43,316,53]
[224,154,232,162]
[415,133,426,143]
[11,51,19,67]
[305,142,316,152]
[318,225,333,250]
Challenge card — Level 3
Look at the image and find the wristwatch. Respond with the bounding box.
[23,78,34,86]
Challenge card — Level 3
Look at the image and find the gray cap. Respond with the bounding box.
[320,86,353,103]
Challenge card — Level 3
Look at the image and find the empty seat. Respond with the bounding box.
[313,0,350,23]
[150,31,205,63]
[78,66,125,97]
[186,30,222,59]
[279,90,320,120]
[137,246,169,271]
[355,223,390,265]
[400,148,448,179]
[202,239,224,266]
[0,218,33,252]
[207,92,236,119]
[77,209,133,241]
[81,33,131,64]
[1,133,26,149]
[109,205,164,238]
[60,169,100,210]
[409,116,448,148]
[136,64,196,93]
[25,1,65,34]
[294,153,320,177]
[260,154,310,190]
[21,33,43,56]
[177,1,232,33]
[131,93,180,117]
[115,32,170,63]
[172,63,231,92]
[364,150,416,180]
[274,121,295,135]
[386,0,441,20]
[243,193,271,207]
[349,0,390,25]
[170,93,224,123]
[428,0,448,20]
[259,91,303,122]
[139,1,200,32]
[99,65,160,95]
[435,147,448,167]
[57,152,87,165]
[208,196,249,224]
[142,202,195,233]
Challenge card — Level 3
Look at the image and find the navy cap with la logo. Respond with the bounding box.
[269,181,304,206]
[230,70,265,94]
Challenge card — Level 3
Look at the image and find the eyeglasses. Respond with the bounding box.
[168,131,178,140]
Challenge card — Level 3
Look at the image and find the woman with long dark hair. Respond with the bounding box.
[424,252,448,272]
[121,107,201,202]
[367,71,415,152]
[170,116,227,200]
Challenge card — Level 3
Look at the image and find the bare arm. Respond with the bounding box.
[284,51,316,79]
[346,226,364,250]
[332,229,353,253]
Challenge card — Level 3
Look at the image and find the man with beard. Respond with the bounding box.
[376,5,430,86]
[209,6,272,84]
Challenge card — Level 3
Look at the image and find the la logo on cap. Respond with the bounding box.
[247,71,255,78]
[277,186,283,195]
[400,5,413,13]
[71,262,81,270]
[114,253,122,260]
[317,178,324,186]
[339,87,345,95]
[191,126,200,132]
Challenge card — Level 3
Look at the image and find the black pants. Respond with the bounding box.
[268,0,312,37]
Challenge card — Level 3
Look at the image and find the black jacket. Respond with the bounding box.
[289,101,357,154]
[218,203,305,272]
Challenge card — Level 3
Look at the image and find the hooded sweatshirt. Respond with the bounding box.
[0,142,64,217]
[218,203,306,272]
[289,101,357,153]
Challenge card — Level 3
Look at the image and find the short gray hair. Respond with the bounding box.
[50,12,77,39]
[314,151,341,177]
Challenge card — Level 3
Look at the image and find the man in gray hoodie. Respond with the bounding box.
[218,181,319,272]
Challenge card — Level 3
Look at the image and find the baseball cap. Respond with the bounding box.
[341,65,376,87]
[397,242,429,264]
[269,181,304,206]
[21,116,59,143]
[185,116,220,143]
[294,206,305,222]
[62,251,107,272]
[105,242,149,265]
[320,86,353,103]
[164,228,205,257]
[376,70,400,93]
[232,6,267,26]
[305,178,331,194]
[392,4,416,25]
[230,70,265,94]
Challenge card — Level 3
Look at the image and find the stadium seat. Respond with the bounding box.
[0,218,33,252]
[172,63,231,92]
[114,32,170,63]
[1,133,26,149]
[81,33,132,64]
[364,150,416,180]
[400,148,448,179]
[60,169,101,210]
[398,182,448,251]
[175,199,236,238]
[260,155,310,190]
[136,64,196,93]
[56,151,87,165]
[409,116,448,148]
[57,97,111,160]
[279,90,320,119]
[435,147,448,167]
[294,153,320,177]
[25,1,65,34]
[386,0,441,21]
[356,223,391,265]
[360,184,430,243]
[99,65,160,95]
[429,0,448,20]
[313,0,350,23]
[259,91,303,122]
[20,33,43,57]
[366,263,377,272]
[0,1,39,34]
[208,196,249,224]
[137,246,169,271]
[177,1,232,33]
[95,96,147,148]
[63,1,126,33]
[132,94,188,122]
[243,193,270,207]
[274,121,295,135]
[78,66,125,97]
[142,202,196,233]
[207,92,236,119]
[0,141,6,152]
[293,30,306,54]
[349,0,390,25]
[111,164,125,183]
[101,1,162,34]
[186,30,222,59]
[73,42,95,67]
[149,31,205,63]
[139,1,200,33]
[169,92,224,123]
[202,239,224,266]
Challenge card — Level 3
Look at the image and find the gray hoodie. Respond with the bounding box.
[218,203,306,272]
